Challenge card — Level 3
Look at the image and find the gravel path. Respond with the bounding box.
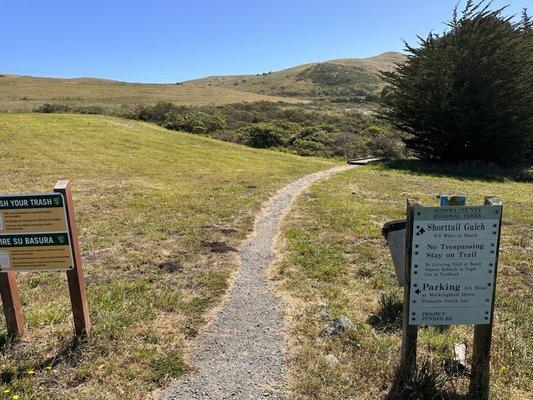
[161,165,356,400]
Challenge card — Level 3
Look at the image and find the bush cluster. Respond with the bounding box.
[34,103,105,115]
[34,100,406,159]
[127,103,226,134]
[121,101,406,158]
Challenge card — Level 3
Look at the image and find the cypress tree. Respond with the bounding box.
[381,1,532,164]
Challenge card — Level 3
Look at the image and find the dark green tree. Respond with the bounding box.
[380,1,532,164]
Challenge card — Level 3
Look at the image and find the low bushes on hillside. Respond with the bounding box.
[241,123,286,148]
[35,103,105,115]
[34,100,406,159]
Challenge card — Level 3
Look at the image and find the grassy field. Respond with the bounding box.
[0,75,306,112]
[0,113,334,400]
[274,162,531,400]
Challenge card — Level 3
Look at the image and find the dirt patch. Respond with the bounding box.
[158,261,184,273]
[201,240,237,254]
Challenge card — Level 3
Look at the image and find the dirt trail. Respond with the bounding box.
[160,164,361,400]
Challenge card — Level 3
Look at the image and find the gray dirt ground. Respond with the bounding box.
[160,165,354,400]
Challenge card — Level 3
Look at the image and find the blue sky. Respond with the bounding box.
[2,0,529,82]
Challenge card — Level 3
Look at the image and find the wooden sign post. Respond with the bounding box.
[54,180,91,337]
[469,196,503,399]
[400,196,502,400]
[0,272,25,337]
[400,198,420,380]
[0,181,90,338]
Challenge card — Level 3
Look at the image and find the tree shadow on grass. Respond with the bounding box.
[35,335,87,370]
[379,159,531,183]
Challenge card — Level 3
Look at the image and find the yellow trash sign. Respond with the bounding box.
[0,193,74,272]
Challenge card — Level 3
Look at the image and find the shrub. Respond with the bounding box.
[34,103,72,113]
[76,105,105,115]
[365,125,406,158]
[381,1,533,164]
[369,134,405,158]
[207,113,226,131]
[136,102,179,123]
[190,119,207,134]
[243,123,286,148]
[293,126,334,144]
[162,114,186,131]
[34,103,104,115]
[334,132,370,159]
[291,139,327,156]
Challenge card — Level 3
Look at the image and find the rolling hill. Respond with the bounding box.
[0,74,306,112]
[183,52,406,98]
[0,52,404,112]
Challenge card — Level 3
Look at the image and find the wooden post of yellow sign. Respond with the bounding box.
[0,272,25,337]
[54,180,91,337]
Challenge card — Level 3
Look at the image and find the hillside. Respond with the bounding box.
[0,52,404,112]
[183,52,406,99]
[0,74,306,112]
[0,113,334,399]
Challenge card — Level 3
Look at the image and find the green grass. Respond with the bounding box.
[0,113,335,399]
[0,75,306,112]
[274,162,531,400]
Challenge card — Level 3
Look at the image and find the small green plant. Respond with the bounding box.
[368,291,403,332]
[34,103,104,115]
[149,352,188,383]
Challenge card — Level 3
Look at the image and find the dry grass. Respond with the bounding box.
[0,75,306,112]
[184,52,406,97]
[273,162,532,400]
[0,113,334,399]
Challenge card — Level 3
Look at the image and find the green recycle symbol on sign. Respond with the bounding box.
[58,235,66,244]
[53,197,61,206]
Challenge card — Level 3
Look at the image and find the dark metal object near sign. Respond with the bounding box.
[381,220,406,285]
